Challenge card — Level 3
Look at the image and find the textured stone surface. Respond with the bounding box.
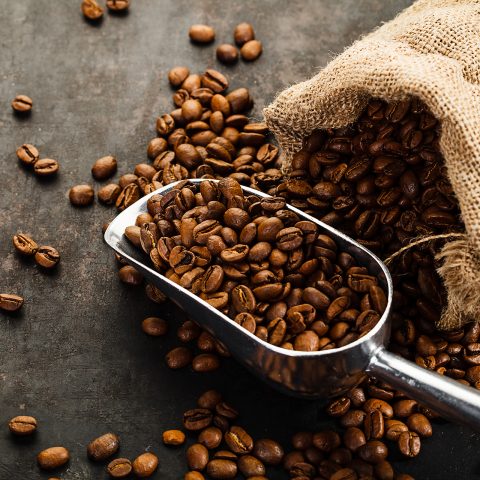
[0,1,478,478]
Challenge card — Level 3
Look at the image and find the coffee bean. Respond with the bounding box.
[81,0,104,20]
[35,246,60,269]
[357,440,388,464]
[106,0,129,12]
[234,23,255,46]
[118,265,142,285]
[12,233,38,256]
[185,472,205,480]
[8,415,37,435]
[34,158,59,176]
[240,40,263,61]
[92,155,117,180]
[198,426,223,449]
[37,446,70,470]
[169,67,190,87]
[197,390,222,409]
[187,443,209,470]
[397,431,421,457]
[87,432,120,461]
[224,425,253,454]
[0,293,24,312]
[142,317,168,336]
[69,184,95,206]
[253,438,284,465]
[189,24,215,44]
[107,458,132,478]
[98,183,121,204]
[343,427,366,452]
[184,408,213,431]
[166,346,193,369]
[406,413,432,437]
[16,144,39,166]
[11,94,33,113]
[206,459,238,479]
[163,429,185,446]
[192,353,220,372]
[238,455,265,477]
[217,44,239,64]
[132,452,158,477]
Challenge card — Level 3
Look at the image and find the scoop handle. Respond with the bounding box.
[367,347,480,430]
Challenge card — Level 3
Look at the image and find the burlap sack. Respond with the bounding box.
[263,0,480,330]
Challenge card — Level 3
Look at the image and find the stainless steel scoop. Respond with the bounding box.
[105,179,480,430]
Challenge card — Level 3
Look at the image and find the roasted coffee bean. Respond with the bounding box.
[397,431,421,457]
[224,426,254,454]
[69,184,95,206]
[92,155,117,180]
[107,458,132,478]
[132,452,158,477]
[253,438,285,465]
[313,431,341,452]
[240,40,263,61]
[37,446,70,470]
[87,433,120,461]
[16,144,39,166]
[142,316,168,336]
[192,353,220,372]
[169,66,190,87]
[0,293,24,312]
[12,233,38,256]
[82,0,103,19]
[34,158,59,176]
[238,455,265,477]
[199,426,223,449]
[207,459,238,479]
[187,443,209,470]
[189,24,215,44]
[35,246,60,269]
[343,427,366,452]
[357,440,388,464]
[184,408,213,431]
[185,472,205,480]
[118,265,142,285]
[217,44,239,64]
[11,94,33,112]
[166,346,193,369]
[198,390,222,409]
[98,183,121,204]
[106,0,129,12]
[234,23,255,46]
[163,429,186,446]
[406,413,432,437]
[8,415,37,435]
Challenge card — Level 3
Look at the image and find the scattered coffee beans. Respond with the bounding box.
[132,452,158,477]
[16,144,39,166]
[0,293,24,312]
[82,0,104,20]
[69,184,95,206]
[8,415,37,435]
[216,44,239,64]
[37,446,70,470]
[189,24,215,44]
[107,458,132,478]
[11,95,33,113]
[87,432,120,461]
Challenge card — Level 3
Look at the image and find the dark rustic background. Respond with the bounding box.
[1,1,480,478]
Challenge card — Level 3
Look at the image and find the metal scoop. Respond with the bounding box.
[105,179,480,430]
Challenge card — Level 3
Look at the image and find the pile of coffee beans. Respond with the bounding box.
[16,143,59,177]
[188,23,262,65]
[125,178,388,351]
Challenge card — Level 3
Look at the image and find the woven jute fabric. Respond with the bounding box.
[264,0,480,330]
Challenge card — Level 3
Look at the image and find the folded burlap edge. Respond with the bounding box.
[263,0,480,330]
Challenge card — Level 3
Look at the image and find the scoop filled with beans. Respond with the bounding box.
[124,178,387,351]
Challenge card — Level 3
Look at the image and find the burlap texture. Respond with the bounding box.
[263,0,480,330]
